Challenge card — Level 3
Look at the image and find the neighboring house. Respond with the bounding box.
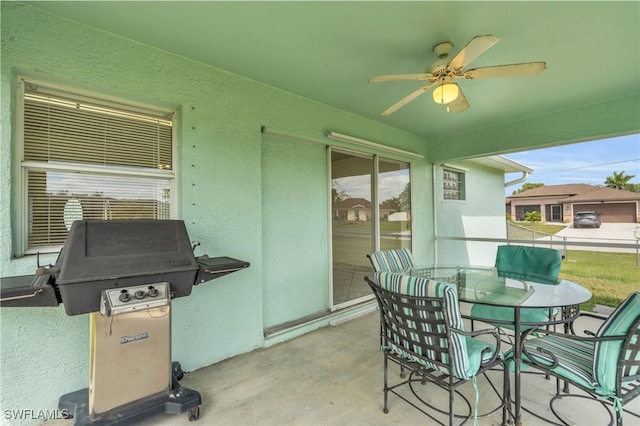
[506,184,640,223]
[333,198,396,221]
[388,212,409,221]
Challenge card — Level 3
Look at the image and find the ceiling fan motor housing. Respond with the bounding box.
[427,42,453,74]
[433,41,453,58]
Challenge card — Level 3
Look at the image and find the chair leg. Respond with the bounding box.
[383,353,389,414]
[449,383,455,426]
[502,361,511,426]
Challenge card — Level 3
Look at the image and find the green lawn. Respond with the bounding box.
[560,250,639,310]
[508,222,567,239]
[509,222,638,309]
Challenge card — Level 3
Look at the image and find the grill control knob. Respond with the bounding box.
[119,290,131,302]
[134,290,146,299]
[147,286,159,297]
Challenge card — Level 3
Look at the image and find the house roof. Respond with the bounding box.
[333,198,372,209]
[507,184,640,203]
[470,155,533,174]
[562,186,640,203]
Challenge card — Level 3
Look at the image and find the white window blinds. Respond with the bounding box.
[19,81,175,253]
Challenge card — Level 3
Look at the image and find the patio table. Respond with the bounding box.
[404,266,592,426]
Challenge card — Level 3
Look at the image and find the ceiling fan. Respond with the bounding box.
[369,34,546,114]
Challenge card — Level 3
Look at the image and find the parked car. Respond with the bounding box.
[573,211,601,228]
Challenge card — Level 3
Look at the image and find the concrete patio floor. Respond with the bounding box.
[46,309,637,426]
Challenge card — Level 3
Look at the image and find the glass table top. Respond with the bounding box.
[406,266,592,308]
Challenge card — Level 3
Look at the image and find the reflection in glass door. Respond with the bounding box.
[330,149,411,308]
[379,159,411,252]
[331,150,374,307]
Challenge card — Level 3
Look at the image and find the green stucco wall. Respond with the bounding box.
[261,134,330,328]
[0,3,432,422]
[435,161,509,265]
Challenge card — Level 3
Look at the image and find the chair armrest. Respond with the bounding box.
[452,326,502,366]
[457,326,501,340]
[567,310,607,336]
[526,327,625,342]
[521,328,626,369]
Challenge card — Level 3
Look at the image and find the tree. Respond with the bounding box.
[605,171,638,192]
[399,182,411,212]
[512,183,544,195]
[381,197,400,211]
[524,210,541,225]
[331,182,349,203]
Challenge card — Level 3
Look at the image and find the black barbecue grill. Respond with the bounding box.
[0,219,249,425]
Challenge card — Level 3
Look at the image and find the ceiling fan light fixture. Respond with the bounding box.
[432,83,459,104]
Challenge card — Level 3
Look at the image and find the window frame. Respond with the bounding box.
[14,77,179,256]
[442,167,466,201]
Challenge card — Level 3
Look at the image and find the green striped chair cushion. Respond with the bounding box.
[375,271,497,379]
[593,292,640,394]
[495,245,562,285]
[367,249,414,273]
[521,335,596,391]
[471,245,561,330]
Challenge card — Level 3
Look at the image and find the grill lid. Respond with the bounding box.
[56,220,198,285]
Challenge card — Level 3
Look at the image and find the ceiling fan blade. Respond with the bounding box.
[448,35,501,70]
[464,62,546,79]
[447,88,469,113]
[369,73,434,83]
[381,85,432,115]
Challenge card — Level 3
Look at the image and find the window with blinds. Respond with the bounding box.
[18,80,175,253]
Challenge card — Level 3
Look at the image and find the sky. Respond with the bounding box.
[503,134,640,196]
[333,169,409,203]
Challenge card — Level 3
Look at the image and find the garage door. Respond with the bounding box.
[574,203,637,223]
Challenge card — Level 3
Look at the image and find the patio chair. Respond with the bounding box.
[365,271,509,426]
[515,292,640,426]
[366,248,414,273]
[470,245,563,332]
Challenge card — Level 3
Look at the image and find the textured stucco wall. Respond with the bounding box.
[261,135,330,328]
[0,3,433,424]
[435,161,508,266]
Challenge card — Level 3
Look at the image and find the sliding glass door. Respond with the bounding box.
[330,149,411,308]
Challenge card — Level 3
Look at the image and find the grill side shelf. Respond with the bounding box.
[0,274,60,307]
[195,256,250,284]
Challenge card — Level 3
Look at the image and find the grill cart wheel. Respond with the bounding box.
[188,406,200,421]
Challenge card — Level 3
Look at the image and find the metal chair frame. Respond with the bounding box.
[365,276,510,426]
[519,313,640,426]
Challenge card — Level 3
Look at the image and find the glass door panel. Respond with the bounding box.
[331,150,374,306]
[379,159,411,251]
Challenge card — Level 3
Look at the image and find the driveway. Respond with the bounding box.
[552,223,639,253]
